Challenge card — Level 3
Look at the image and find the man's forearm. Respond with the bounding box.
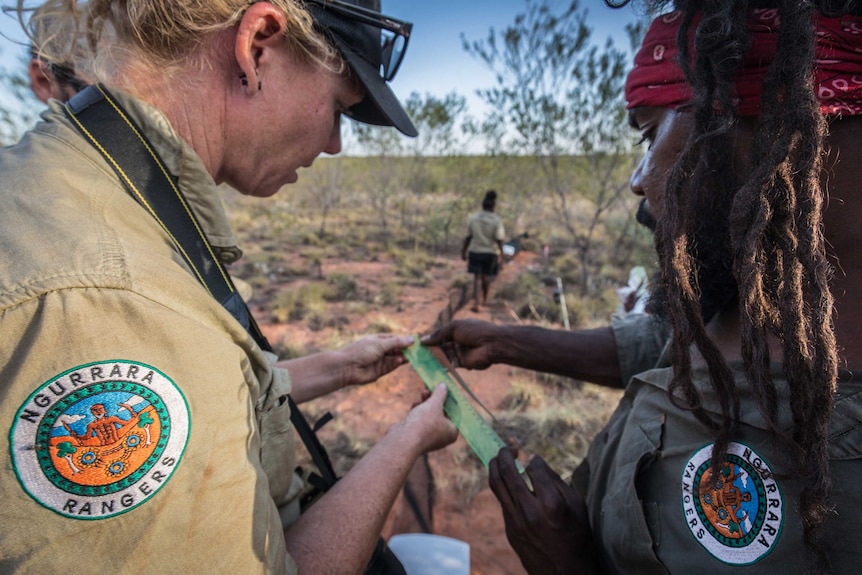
[490,325,624,388]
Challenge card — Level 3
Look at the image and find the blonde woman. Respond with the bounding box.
[0,1,457,573]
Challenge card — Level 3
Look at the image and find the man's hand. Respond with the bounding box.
[489,447,600,575]
[422,319,499,370]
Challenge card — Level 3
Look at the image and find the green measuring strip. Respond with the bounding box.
[403,340,532,491]
[403,339,505,467]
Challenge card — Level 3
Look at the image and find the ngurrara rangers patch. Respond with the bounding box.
[682,442,784,565]
[9,360,190,520]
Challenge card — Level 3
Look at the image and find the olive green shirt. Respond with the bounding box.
[0,92,300,573]
[611,312,671,385]
[574,364,862,574]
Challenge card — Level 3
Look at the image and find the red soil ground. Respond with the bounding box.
[256,253,614,574]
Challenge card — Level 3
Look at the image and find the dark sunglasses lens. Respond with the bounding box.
[380,29,406,81]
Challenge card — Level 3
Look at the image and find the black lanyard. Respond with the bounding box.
[63,84,338,492]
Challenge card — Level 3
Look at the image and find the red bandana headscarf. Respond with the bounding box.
[625,10,862,116]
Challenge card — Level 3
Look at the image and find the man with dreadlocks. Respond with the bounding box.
[487,2,862,574]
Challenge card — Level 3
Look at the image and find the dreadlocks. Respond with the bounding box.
[610,0,861,569]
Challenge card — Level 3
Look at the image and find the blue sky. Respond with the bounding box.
[385,0,642,118]
[0,1,643,114]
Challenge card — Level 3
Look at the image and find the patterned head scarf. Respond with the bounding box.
[625,10,862,116]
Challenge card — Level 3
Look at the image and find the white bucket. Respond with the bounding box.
[387,533,470,575]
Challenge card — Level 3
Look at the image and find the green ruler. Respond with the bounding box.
[403,340,531,491]
[403,339,505,467]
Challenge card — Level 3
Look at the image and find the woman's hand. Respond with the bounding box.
[335,333,415,387]
[392,383,459,456]
[280,334,415,403]
[285,384,457,573]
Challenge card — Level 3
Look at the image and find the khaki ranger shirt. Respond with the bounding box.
[465,210,505,254]
[573,363,862,574]
[0,92,301,573]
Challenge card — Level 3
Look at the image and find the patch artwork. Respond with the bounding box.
[9,360,190,520]
[682,442,784,565]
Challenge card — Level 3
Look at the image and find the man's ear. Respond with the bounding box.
[28,60,54,104]
[234,2,288,93]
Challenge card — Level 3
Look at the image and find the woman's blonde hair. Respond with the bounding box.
[21,0,339,82]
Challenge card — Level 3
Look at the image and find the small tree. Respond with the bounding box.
[463,0,637,294]
[303,156,344,238]
[349,121,405,244]
[400,92,467,249]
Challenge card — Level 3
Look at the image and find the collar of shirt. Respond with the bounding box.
[48,90,243,264]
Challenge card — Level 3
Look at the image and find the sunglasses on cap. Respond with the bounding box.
[304,0,412,82]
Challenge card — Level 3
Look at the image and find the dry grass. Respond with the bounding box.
[493,371,622,481]
[259,248,626,487]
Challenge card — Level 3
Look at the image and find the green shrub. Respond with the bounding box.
[366,314,402,334]
[548,252,583,289]
[271,282,333,323]
[301,232,324,247]
[373,280,402,307]
[495,270,544,302]
[562,286,620,330]
[325,273,360,302]
[307,312,349,332]
[390,248,431,287]
[344,301,370,316]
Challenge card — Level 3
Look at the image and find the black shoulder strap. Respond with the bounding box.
[63,84,338,490]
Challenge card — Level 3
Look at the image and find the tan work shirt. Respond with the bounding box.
[0,91,300,573]
[465,210,505,254]
[574,363,862,574]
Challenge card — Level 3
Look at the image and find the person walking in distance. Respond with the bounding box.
[462,189,505,312]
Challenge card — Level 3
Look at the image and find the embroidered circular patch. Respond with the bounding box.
[682,442,783,565]
[9,361,190,520]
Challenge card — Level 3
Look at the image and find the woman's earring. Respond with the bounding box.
[239,70,261,91]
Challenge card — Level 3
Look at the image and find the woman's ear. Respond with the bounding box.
[28,60,55,104]
[234,2,288,94]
